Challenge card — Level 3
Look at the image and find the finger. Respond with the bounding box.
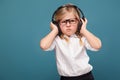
[81,18,87,24]
[50,22,54,25]
[84,18,88,23]
[50,22,58,30]
[80,18,84,23]
[50,22,56,27]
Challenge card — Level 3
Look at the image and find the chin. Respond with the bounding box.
[64,32,75,36]
[66,34,74,36]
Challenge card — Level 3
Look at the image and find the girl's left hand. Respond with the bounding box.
[80,18,88,34]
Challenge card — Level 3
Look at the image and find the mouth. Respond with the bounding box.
[66,29,71,31]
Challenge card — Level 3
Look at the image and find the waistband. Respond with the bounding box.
[61,71,92,78]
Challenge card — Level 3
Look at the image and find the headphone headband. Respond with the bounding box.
[52,4,85,23]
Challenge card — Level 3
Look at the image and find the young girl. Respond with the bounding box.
[40,3,102,80]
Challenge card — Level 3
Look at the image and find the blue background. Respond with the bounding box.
[0,0,120,80]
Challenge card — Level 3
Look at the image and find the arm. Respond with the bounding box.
[80,18,102,50]
[40,22,58,50]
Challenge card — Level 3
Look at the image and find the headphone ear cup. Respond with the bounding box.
[52,21,62,36]
[78,19,83,30]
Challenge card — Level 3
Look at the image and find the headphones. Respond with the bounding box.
[51,4,85,36]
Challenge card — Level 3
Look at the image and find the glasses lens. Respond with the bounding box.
[60,18,78,26]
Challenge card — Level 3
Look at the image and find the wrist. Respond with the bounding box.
[52,28,58,35]
[80,29,88,35]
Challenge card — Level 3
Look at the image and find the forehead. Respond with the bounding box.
[61,12,77,20]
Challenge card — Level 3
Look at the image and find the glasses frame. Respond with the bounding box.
[59,18,78,26]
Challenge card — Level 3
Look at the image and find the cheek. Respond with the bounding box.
[59,26,64,32]
[72,25,78,31]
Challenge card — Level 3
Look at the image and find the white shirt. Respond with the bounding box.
[46,34,97,76]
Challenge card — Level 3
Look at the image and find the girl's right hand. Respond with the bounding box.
[50,22,59,34]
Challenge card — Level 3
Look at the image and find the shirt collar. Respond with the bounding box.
[63,34,78,39]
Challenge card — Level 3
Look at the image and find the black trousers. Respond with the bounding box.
[60,71,94,80]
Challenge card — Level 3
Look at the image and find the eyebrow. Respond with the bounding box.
[60,18,76,21]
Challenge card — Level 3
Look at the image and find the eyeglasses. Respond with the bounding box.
[59,18,78,26]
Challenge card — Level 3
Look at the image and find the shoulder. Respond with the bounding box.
[55,36,61,40]
[81,36,86,42]
[53,36,63,43]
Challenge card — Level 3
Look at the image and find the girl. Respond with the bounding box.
[40,3,102,80]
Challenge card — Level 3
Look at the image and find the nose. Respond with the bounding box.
[66,21,70,27]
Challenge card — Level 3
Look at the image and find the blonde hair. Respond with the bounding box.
[54,4,80,22]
